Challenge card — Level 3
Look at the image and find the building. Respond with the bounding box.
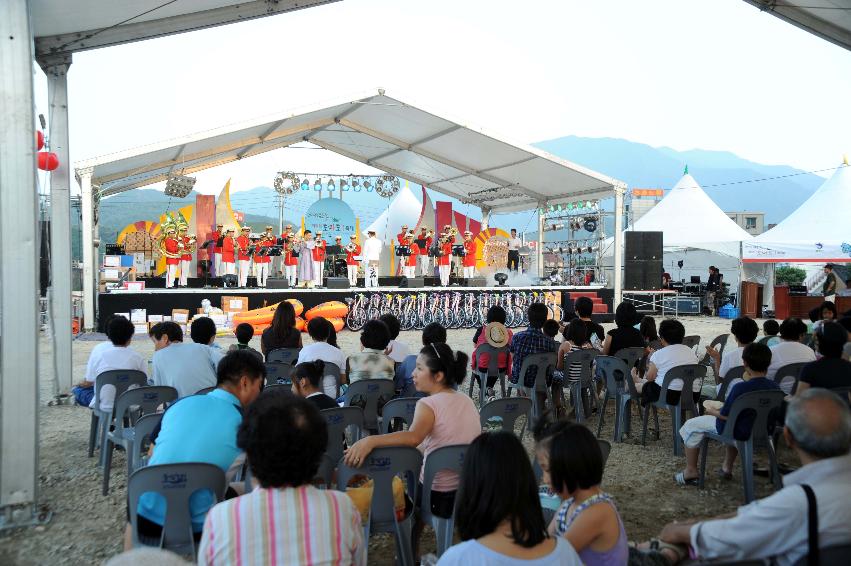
[628,189,664,226]
[726,211,765,235]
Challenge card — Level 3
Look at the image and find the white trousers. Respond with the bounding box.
[404,266,416,279]
[439,264,450,286]
[313,260,323,286]
[165,263,178,288]
[256,263,269,287]
[285,264,296,286]
[238,260,250,287]
[679,415,719,449]
[179,259,191,286]
[222,260,236,276]
[463,265,475,279]
[213,252,222,277]
[347,265,358,286]
[419,255,430,277]
[365,261,379,288]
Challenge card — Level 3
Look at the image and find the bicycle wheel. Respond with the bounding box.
[367,307,380,321]
[420,309,433,327]
[345,308,367,331]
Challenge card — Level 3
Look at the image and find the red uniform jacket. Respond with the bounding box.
[438,241,453,266]
[346,244,361,266]
[181,236,193,262]
[164,237,180,265]
[463,240,477,267]
[221,237,236,263]
[255,239,272,264]
[312,240,326,262]
[396,232,407,246]
[406,243,420,267]
[211,230,222,253]
[237,235,250,261]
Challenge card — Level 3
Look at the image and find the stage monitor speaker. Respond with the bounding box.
[266,278,289,289]
[464,277,487,287]
[625,231,663,261]
[406,276,425,288]
[625,259,663,291]
[325,277,350,289]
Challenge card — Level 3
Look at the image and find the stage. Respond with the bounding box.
[97,279,614,332]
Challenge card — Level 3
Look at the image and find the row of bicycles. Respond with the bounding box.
[345,290,565,331]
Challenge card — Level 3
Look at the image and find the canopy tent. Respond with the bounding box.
[743,164,851,263]
[742,0,851,52]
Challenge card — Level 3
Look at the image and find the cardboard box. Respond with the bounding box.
[171,309,190,323]
[148,315,163,323]
[103,255,121,267]
[221,296,249,313]
[130,309,147,323]
[124,281,145,291]
[133,323,148,334]
[209,314,228,327]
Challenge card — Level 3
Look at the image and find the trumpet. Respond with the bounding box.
[439,228,457,244]
[345,242,358,253]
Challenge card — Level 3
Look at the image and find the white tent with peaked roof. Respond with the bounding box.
[364,183,423,242]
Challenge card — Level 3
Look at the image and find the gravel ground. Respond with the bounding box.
[0,315,793,565]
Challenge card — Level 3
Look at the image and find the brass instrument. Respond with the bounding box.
[439,227,458,244]
[345,242,358,253]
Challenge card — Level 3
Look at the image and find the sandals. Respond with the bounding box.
[674,471,698,486]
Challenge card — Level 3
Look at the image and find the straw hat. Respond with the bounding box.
[484,322,510,349]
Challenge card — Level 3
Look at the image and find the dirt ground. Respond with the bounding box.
[0,315,793,565]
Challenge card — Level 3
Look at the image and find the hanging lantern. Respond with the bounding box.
[37,151,59,171]
[36,130,44,150]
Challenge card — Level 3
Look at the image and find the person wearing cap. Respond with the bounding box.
[437,229,454,287]
[278,224,294,278]
[211,223,224,277]
[404,233,419,279]
[395,225,409,276]
[346,236,361,286]
[471,306,513,401]
[237,227,252,287]
[178,225,193,287]
[221,228,237,280]
[415,227,433,277]
[312,231,327,287]
[163,227,180,288]
[462,231,477,280]
[254,226,274,288]
[362,230,382,288]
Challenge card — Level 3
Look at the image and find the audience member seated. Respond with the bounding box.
[440,431,581,565]
[72,315,146,410]
[125,351,265,550]
[471,306,513,400]
[704,316,759,397]
[149,321,221,398]
[767,318,816,394]
[543,424,628,565]
[260,301,302,358]
[292,360,337,410]
[396,322,446,396]
[379,313,410,363]
[839,316,851,361]
[571,297,605,347]
[297,317,347,397]
[762,319,781,347]
[198,391,364,565]
[553,319,594,418]
[509,303,559,398]
[810,300,838,335]
[632,319,699,405]
[797,321,851,395]
[227,323,263,360]
[190,317,225,365]
[533,416,572,515]
[675,343,780,485]
[347,319,395,384]
[636,316,660,378]
[542,319,561,341]
[638,388,851,564]
[345,343,480,559]
[602,302,645,357]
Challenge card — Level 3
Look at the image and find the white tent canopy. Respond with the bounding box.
[743,164,851,263]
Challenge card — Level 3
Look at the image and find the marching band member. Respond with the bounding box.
[237,226,252,287]
[362,230,382,288]
[283,233,298,287]
[395,224,409,276]
[163,227,180,288]
[254,226,274,288]
[279,224,294,276]
[346,235,361,286]
[415,227,433,277]
[312,231,326,287]
[295,230,316,288]
[462,230,477,280]
[221,228,237,279]
[177,226,193,287]
[211,223,223,276]
[437,229,454,287]
[404,232,419,279]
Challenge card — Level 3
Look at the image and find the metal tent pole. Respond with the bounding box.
[613,184,626,307]
[0,0,47,530]
[78,167,96,331]
[480,207,491,231]
[537,204,545,278]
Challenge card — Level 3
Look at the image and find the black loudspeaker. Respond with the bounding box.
[625,260,663,290]
[266,278,289,289]
[325,277,350,289]
[406,277,425,288]
[625,231,663,261]
[464,277,487,287]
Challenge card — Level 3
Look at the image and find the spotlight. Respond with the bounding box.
[164,175,196,198]
[313,179,322,191]
[494,272,508,286]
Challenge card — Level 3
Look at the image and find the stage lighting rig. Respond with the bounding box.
[164,175,196,198]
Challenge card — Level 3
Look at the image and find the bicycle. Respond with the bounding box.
[345,294,368,331]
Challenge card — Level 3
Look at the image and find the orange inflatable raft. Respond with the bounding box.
[304,301,349,321]
[239,316,305,336]
[231,299,304,327]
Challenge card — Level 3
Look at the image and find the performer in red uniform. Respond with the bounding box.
[163,227,180,288]
[437,229,454,287]
[284,235,298,287]
[312,231,327,287]
[345,235,361,287]
[177,226,193,287]
[404,233,419,279]
[221,228,237,281]
[279,224,294,277]
[211,223,223,276]
[462,230,477,280]
[236,227,251,287]
[415,227,433,277]
[254,226,274,288]
[394,224,409,275]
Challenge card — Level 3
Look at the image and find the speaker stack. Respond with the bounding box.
[624,231,663,291]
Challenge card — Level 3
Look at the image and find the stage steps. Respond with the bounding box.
[565,291,610,316]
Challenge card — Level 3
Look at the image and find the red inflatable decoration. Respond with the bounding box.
[37,152,59,171]
[36,130,44,150]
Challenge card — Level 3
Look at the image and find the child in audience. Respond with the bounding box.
[292,360,337,410]
[228,323,263,360]
[762,319,781,347]
[471,306,513,399]
[297,317,347,397]
[533,416,572,516]
[397,322,447,396]
[347,319,395,383]
[542,319,561,341]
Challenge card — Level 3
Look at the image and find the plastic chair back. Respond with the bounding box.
[716,389,785,444]
[113,386,177,426]
[699,333,729,366]
[94,369,148,412]
[265,347,300,364]
[479,397,532,435]
[343,379,395,431]
[470,343,509,404]
[381,397,420,433]
[321,406,365,463]
[313,453,336,489]
[517,352,557,392]
[130,413,163,472]
[596,356,640,398]
[323,361,343,398]
[421,444,468,557]
[562,348,598,386]
[265,362,294,385]
[773,362,807,395]
[598,439,612,465]
[683,335,701,351]
[717,366,747,401]
[196,386,215,395]
[614,347,644,370]
[127,462,227,559]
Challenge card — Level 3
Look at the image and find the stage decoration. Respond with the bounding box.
[376,175,400,198]
[215,179,241,234]
[363,178,373,192]
[164,174,196,198]
[36,130,44,150]
[273,171,300,195]
[37,151,59,171]
[305,197,356,242]
[476,227,512,269]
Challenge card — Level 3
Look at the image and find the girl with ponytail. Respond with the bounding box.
[344,341,482,558]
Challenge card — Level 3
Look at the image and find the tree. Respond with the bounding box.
[775,266,806,286]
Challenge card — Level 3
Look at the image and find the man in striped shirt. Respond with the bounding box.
[198,391,365,565]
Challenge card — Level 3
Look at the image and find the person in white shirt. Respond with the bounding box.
[72,316,147,411]
[506,228,522,272]
[296,318,347,398]
[632,319,699,405]
[361,230,382,288]
[639,388,851,566]
[704,317,759,397]
[768,318,817,394]
[149,321,220,398]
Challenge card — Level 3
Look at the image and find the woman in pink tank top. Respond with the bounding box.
[344,342,481,558]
